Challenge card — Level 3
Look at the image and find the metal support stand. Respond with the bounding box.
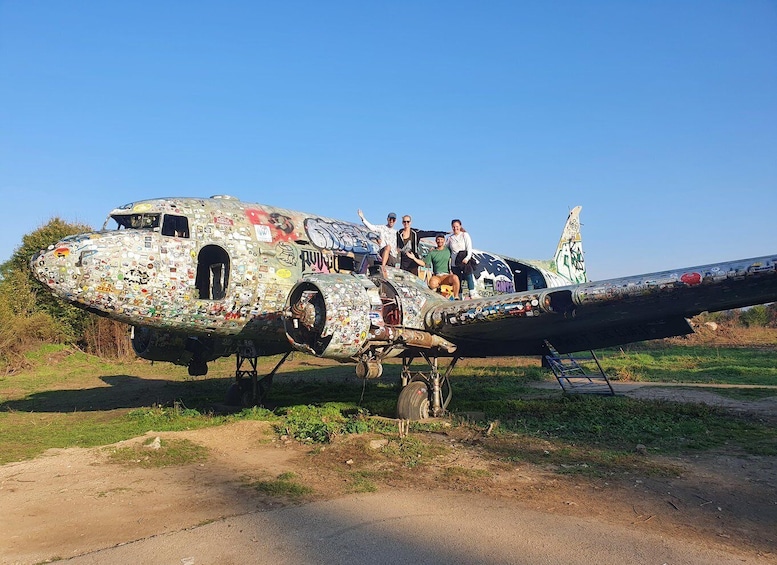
[230,344,292,407]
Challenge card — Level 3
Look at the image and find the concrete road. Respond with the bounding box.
[62,490,765,565]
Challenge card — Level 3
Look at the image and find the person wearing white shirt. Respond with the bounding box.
[358,209,398,268]
[447,219,480,299]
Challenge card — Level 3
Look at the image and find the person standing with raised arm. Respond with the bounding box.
[358,209,398,269]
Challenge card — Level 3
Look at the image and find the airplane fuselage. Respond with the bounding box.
[30,196,777,417]
[31,195,576,360]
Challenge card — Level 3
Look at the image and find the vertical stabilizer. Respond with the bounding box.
[554,206,586,283]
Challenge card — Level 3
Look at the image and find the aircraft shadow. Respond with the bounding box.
[0,371,402,415]
[0,374,235,413]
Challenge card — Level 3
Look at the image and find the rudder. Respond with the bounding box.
[553,206,586,283]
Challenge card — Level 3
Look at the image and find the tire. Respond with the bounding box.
[396,381,430,420]
[188,360,208,376]
[225,380,254,406]
[224,383,243,406]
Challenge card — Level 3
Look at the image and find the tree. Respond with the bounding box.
[739,305,770,328]
[1,217,94,343]
[0,218,137,371]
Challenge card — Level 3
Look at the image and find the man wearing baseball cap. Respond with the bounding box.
[358,209,399,269]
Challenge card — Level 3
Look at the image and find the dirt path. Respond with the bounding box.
[1,399,776,564]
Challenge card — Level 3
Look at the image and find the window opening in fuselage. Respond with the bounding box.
[335,255,355,273]
[503,260,547,292]
[161,214,190,238]
[196,245,230,300]
[111,213,161,230]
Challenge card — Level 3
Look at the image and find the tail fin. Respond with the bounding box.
[553,206,586,283]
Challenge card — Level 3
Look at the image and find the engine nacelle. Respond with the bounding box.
[284,270,453,360]
[284,274,376,359]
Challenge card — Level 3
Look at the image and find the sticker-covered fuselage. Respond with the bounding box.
[31,195,583,341]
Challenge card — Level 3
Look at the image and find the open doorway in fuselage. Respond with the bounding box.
[196,245,230,300]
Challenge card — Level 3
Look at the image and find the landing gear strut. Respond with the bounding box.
[396,353,460,420]
[225,344,291,407]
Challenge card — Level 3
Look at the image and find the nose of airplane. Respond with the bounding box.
[30,236,87,302]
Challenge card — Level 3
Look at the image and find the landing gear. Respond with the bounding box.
[396,381,430,420]
[188,360,208,376]
[186,337,209,376]
[225,343,292,408]
[396,354,460,420]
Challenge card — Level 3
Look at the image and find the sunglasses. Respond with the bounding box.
[402,220,411,223]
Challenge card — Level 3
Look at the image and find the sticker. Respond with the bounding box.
[255,225,272,242]
[276,268,292,279]
[681,272,702,286]
[213,216,234,226]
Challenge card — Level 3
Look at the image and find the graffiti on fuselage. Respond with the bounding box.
[124,268,151,285]
[301,249,334,273]
[276,242,298,267]
[472,252,515,294]
[304,218,379,255]
[244,208,303,243]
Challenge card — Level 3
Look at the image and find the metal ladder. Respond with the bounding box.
[543,340,615,395]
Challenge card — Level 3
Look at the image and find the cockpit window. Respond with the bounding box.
[111,213,161,230]
[161,214,190,238]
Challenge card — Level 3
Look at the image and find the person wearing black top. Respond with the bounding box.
[396,215,439,276]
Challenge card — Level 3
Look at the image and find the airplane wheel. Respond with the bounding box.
[188,361,208,376]
[224,383,242,406]
[396,381,430,420]
[226,380,255,406]
[241,389,257,408]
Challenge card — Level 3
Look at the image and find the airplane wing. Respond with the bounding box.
[27,194,777,420]
[424,254,777,356]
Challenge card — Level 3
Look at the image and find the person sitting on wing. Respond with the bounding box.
[358,209,398,269]
[396,215,440,276]
[425,234,461,299]
[447,218,480,299]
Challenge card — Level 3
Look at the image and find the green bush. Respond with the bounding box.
[740,305,769,328]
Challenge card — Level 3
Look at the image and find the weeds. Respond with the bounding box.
[249,472,313,498]
[105,437,208,468]
[380,435,449,468]
[1,340,776,477]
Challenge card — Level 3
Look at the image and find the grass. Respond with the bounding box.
[105,437,209,468]
[249,472,314,498]
[1,337,776,478]
[487,395,777,455]
[596,343,777,385]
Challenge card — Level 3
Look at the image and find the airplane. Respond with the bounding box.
[30,195,777,420]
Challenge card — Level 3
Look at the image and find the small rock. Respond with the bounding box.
[369,439,389,450]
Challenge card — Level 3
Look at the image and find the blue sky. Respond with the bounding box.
[1,1,775,280]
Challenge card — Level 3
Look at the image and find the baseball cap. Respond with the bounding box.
[387,213,397,220]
